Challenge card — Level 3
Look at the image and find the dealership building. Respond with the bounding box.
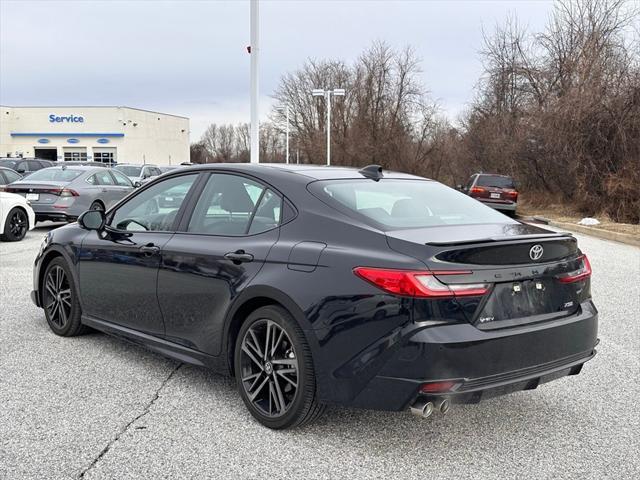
[0,106,190,165]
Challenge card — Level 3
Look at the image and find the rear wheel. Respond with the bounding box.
[42,258,87,336]
[1,207,29,241]
[234,306,324,429]
[90,201,104,211]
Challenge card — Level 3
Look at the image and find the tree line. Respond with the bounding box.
[191,0,639,223]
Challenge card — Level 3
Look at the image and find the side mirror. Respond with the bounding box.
[16,168,26,174]
[456,184,463,190]
[78,209,106,231]
[134,181,142,188]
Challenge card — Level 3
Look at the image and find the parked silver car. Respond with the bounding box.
[4,166,134,223]
[114,164,162,187]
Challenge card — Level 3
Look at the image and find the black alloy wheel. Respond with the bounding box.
[1,207,28,241]
[42,258,87,336]
[235,306,324,429]
[240,319,299,418]
[90,201,104,211]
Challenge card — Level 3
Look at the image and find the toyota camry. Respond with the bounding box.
[31,164,598,429]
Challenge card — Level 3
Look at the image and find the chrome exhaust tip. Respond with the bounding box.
[434,397,450,414]
[410,400,434,419]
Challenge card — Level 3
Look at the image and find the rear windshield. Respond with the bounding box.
[115,166,142,177]
[309,179,513,229]
[24,168,83,182]
[476,175,514,188]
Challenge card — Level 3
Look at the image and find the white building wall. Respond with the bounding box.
[0,106,190,165]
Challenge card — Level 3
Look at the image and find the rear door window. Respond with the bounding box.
[187,174,272,235]
[111,170,133,187]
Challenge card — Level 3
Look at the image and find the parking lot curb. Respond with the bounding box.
[520,216,640,247]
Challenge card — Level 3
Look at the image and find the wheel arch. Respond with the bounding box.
[223,286,312,377]
[38,246,81,308]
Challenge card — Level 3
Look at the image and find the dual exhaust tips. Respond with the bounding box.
[410,397,450,418]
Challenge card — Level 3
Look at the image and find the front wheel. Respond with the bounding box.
[234,306,324,429]
[42,258,88,336]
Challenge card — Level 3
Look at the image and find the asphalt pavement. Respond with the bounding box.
[1,222,639,479]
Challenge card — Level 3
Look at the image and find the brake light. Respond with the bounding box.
[59,188,79,197]
[557,255,592,283]
[505,190,518,201]
[353,267,489,298]
[470,187,485,194]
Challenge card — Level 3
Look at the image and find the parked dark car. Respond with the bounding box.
[6,165,134,222]
[31,164,597,429]
[0,158,54,176]
[460,173,519,214]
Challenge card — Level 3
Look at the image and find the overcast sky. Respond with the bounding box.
[0,0,554,139]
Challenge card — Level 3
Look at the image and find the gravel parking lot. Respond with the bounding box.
[1,222,639,480]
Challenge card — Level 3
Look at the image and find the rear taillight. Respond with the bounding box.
[505,190,518,201]
[353,267,489,298]
[420,381,460,394]
[59,188,79,197]
[557,255,592,283]
[470,187,485,194]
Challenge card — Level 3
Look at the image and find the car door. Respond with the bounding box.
[157,172,283,355]
[78,172,200,335]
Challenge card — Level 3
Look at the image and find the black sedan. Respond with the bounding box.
[31,164,598,429]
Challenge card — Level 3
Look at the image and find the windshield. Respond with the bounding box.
[115,165,143,177]
[310,179,514,229]
[476,175,515,189]
[23,168,83,182]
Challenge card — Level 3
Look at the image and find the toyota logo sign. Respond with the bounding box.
[529,244,544,261]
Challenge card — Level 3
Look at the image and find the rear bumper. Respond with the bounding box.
[342,301,598,411]
[32,204,82,223]
[480,200,517,211]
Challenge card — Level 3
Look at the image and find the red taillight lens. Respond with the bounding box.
[353,267,489,298]
[505,189,518,201]
[470,187,485,194]
[557,255,592,283]
[59,188,79,197]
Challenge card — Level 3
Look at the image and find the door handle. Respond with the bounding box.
[140,243,160,256]
[224,250,254,264]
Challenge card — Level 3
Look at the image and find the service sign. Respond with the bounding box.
[49,114,84,123]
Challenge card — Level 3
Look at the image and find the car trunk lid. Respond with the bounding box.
[386,223,587,329]
[4,181,71,204]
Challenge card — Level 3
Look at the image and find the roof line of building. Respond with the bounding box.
[0,105,189,120]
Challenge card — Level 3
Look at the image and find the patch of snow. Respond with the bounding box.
[578,217,601,226]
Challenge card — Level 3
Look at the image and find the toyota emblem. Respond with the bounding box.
[529,244,544,261]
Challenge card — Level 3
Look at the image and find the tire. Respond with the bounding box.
[42,258,88,336]
[0,207,29,242]
[234,305,325,429]
[90,201,104,211]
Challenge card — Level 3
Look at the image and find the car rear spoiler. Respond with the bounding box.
[425,232,574,247]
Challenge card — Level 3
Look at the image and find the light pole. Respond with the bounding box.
[312,88,345,165]
[277,104,291,164]
[250,0,260,164]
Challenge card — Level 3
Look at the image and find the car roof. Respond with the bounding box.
[116,163,157,167]
[179,163,428,182]
[476,173,513,178]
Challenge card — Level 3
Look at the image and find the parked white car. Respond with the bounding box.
[0,192,36,241]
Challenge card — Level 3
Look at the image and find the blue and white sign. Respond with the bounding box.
[96,138,110,144]
[67,138,80,144]
[37,138,50,144]
[49,114,84,123]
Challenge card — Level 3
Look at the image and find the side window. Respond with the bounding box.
[28,160,42,171]
[94,170,115,185]
[110,174,197,232]
[87,174,98,185]
[5,170,20,183]
[151,167,162,176]
[0,171,6,185]
[248,189,283,234]
[465,175,476,189]
[16,161,28,172]
[111,170,133,187]
[187,174,265,235]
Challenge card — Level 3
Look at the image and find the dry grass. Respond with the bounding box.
[518,194,640,237]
